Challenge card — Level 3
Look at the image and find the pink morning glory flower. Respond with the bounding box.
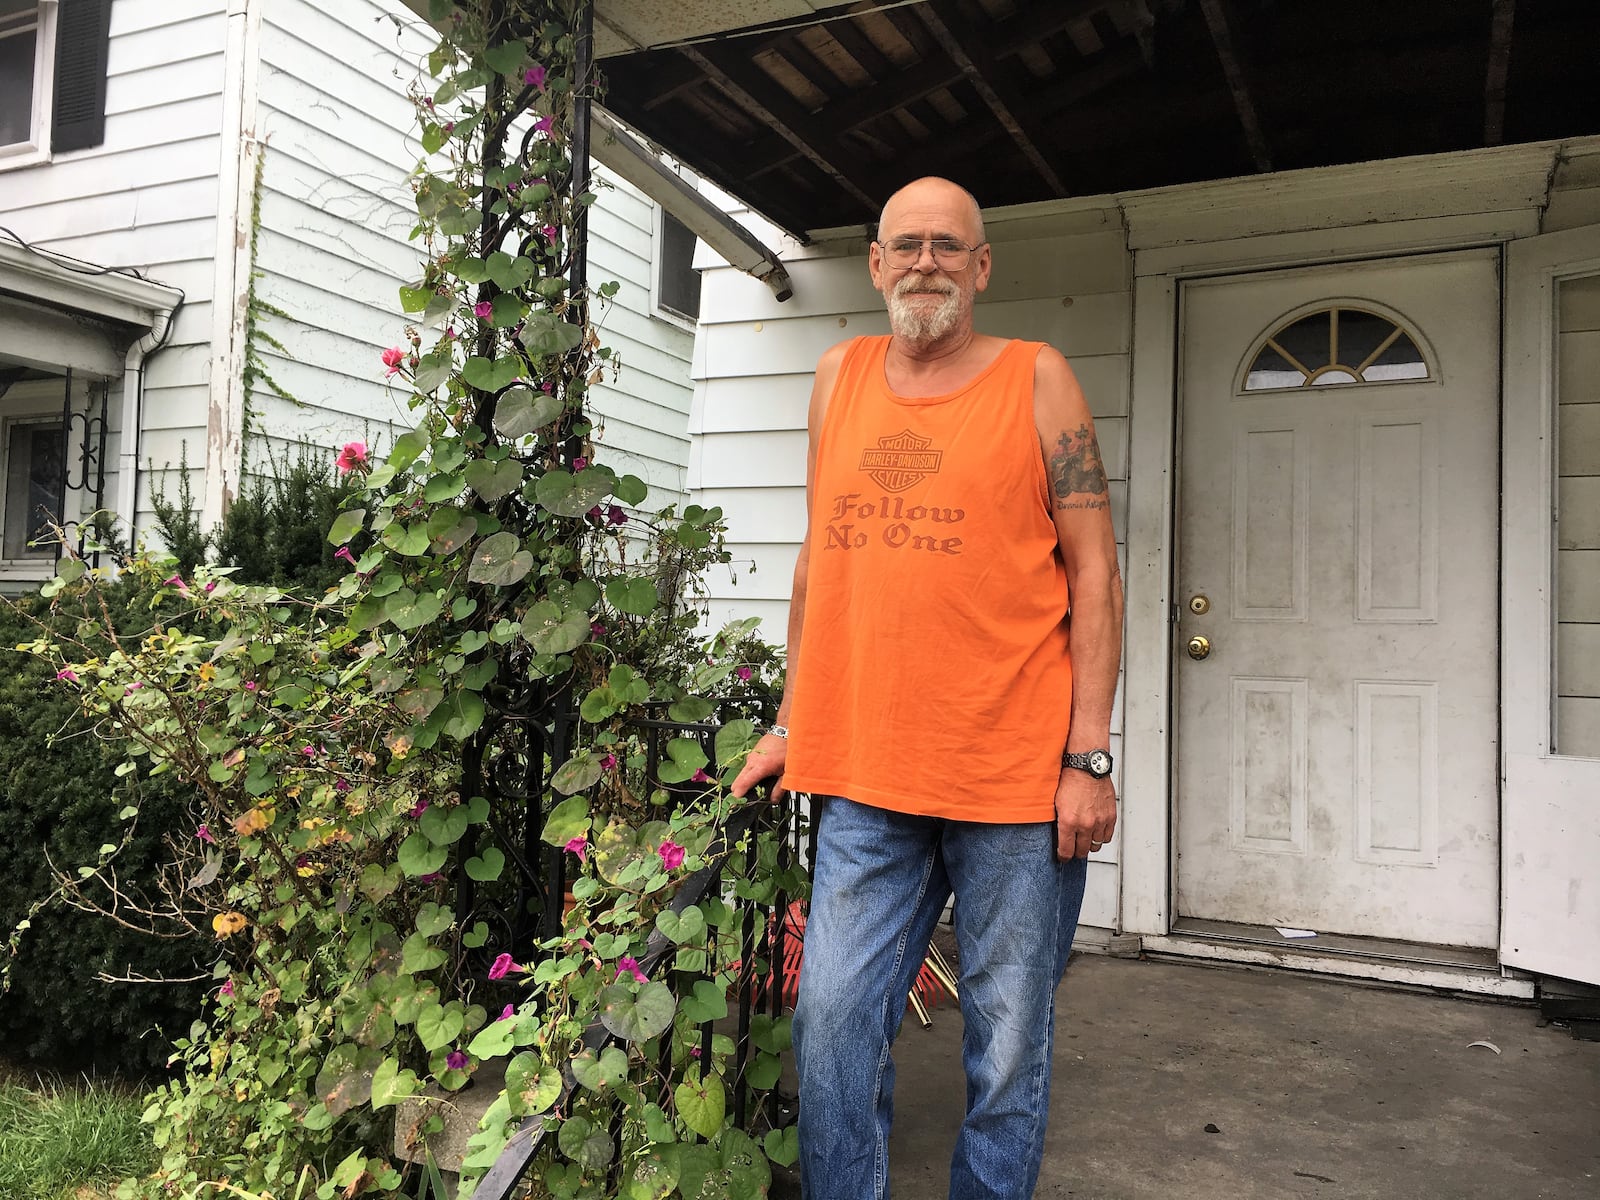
[335,778,351,794]
[409,799,429,818]
[614,956,648,984]
[531,115,553,136]
[523,65,547,90]
[203,580,217,593]
[498,1003,515,1022]
[419,871,444,884]
[600,753,618,771]
[474,300,492,319]
[658,840,686,871]
[572,456,587,470]
[690,769,711,785]
[446,1050,468,1071]
[606,505,628,526]
[488,953,516,981]
[334,546,358,567]
[243,681,258,691]
[541,224,559,242]
[564,836,587,861]
[301,745,318,759]
[587,505,603,520]
[736,666,752,682]
[381,347,405,377]
[335,441,368,474]
[197,824,216,845]
[54,668,78,683]
[590,621,606,637]
[219,979,235,998]
[164,574,190,595]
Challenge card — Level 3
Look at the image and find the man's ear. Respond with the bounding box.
[868,240,888,294]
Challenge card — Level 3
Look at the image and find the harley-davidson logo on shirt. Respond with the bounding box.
[859,428,942,493]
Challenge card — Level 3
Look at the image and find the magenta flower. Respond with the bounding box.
[422,96,434,109]
[474,300,492,319]
[524,65,547,90]
[590,621,606,637]
[334,546,358,567]
[409,799,429,819]
[498,1003,516,1022]
[219,979,235,999]
[123,682,144,696]
[736,666,753,682]
[658,840,686,871]
[488,952,516,981]
[443,326,457,340]
[587,505,603,520]
[606,505,628,526]
[301,745,318,759]
[335,778,351,794]
[243,681,258,692]
[532,115,553,135]
[614,956,648,984]
[599,753,618,771]
[446,1050,468,1071]
[54,668,78,683]
[381,347,405,377]
[540,381,553,393]
[690,1045,701,1058]
[564,835,587,861]
[204,580,217,594]
[164,573,190,596]
[690,769,711,785]
[443,121,455,133]
[572,456,588,470]
[419,871,444,884]
[197,824,216,845]
[541,224,559,242]
[335,441,368,474]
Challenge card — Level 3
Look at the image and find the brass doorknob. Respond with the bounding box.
[1186,634,1211,660]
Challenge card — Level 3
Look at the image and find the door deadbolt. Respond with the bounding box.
[1189,594,1210,615]
[1186,634,1212,660]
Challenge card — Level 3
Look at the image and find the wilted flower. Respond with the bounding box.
[212,911,247,938]
[488,952,516,981]
[335,779,351,794]
[587,505,603,520]
[498,1003,516,1022]
[335,441,368,474]
[409,799,429,819]
[532,115,553,135]
[446,1050,468,1071]
[591,621,606,637]
[196,824,216,845]
[658,840,686,871]
[606,505,628,526]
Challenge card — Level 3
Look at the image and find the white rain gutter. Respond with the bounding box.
[202,0,263,529]
[115,302,181,531]
[592,109,793,301]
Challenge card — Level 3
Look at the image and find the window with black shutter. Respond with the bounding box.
[51,0,112,153]
[0,0,43,150]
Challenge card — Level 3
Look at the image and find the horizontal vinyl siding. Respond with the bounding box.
[0,0,229,537]
[1557,274,1600,756]
[249,0,694,507]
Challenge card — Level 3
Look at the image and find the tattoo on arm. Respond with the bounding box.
[1048,424,1110,511]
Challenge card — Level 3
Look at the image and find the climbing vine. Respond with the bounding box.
[17,2,799,1198]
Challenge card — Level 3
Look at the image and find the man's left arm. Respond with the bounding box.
[1035,347,1125,860]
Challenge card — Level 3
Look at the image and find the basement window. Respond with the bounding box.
[1243,306,1430,392]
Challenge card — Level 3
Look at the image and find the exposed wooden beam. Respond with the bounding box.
[917,0,1070,196]
[987,0,1123,60]
[1198,0,1272,172]
[677,43,881,212]
[1485,0,1516,145]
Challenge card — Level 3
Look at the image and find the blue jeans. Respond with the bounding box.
[793,796,1088,1200]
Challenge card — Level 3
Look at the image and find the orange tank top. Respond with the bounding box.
[782,335,1073,824]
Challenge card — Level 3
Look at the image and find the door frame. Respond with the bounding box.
[1120,207,1539,962]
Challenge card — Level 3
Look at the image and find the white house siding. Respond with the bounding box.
[688,215,1131,930]
[0,0,228,538]
[249,0,693,508]
[1557,273,1600,755]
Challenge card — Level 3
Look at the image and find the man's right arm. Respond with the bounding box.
[730,340,849,800]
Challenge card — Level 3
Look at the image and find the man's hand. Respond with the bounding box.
[731,733,789,802]
[1054,768,1117,859]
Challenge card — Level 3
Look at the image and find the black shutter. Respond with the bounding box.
[51,0,114,153]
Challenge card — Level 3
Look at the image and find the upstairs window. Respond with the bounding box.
[0,0,48,154]
[1243,306,1430,392]
[1,0,113,165]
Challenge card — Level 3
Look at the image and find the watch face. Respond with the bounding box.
[1088,750,1113,777]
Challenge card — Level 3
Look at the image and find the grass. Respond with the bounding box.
[0,1074,154,1200]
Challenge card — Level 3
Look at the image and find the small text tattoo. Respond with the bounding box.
[1048,424,1109,510]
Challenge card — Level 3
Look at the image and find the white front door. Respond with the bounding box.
[1175,251,1500,949]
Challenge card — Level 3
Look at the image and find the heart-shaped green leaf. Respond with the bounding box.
[494,385,563,439]
[420,803,470,846]
[485,251,536,292]
[467,1016,516,1059]
[430,514,479,555]
[369,1056,421,1109]
[535,468,612,518]
[558,1115,615,1171]
[382,521,430,557]
[386,589,445,633]
[397,832,447,878]
[763,1127,799,1167]
[714,719,758,769]
[541,795,591,846]
[523,600,591,655]
[667,696,715,723]
[599,981,676,1043]
[679,979,727,1025]
[462,355,523,392]
[415,902,454,938]
[674,1068,726,1139]
[520,312,584,356]
[483,40,525,76]
[655,904,707,946]
[614,474,649,505]
[396,682,444,720]
[467,531,534,585]
[415,1001,464,1051]
[551,754,602,796]
[605,577,659,616]
[403,934,448,976]
[572,1045,630,1092]
[465,458,523,502]
[505,1052,562,1117]
[630,1145,681,1200]
[464,846,505,882]
[328,508,366,546]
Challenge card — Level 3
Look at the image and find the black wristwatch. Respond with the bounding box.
[1062,748,1114,779]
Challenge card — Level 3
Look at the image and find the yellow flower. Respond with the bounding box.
[212,911,248,938]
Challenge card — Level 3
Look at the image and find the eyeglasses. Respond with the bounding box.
[876,238,985,270]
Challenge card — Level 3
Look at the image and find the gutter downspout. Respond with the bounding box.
[115,301,181,540]
[202,0,263,530]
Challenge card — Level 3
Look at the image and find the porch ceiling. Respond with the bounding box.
[597,0,1600,238]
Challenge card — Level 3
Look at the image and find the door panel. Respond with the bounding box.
[1176,251,1500,948]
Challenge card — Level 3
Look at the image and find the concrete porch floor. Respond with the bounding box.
[884,955,1600,1199]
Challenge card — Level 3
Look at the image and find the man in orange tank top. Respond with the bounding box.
[732,177,1124,1199]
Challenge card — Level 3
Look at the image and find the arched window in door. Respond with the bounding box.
[1242,305,1431,392]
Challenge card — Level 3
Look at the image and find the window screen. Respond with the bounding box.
[657,211,701,322]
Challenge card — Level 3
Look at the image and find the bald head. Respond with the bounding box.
[877,177,985,246]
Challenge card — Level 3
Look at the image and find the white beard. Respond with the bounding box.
[886,275,966,345]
